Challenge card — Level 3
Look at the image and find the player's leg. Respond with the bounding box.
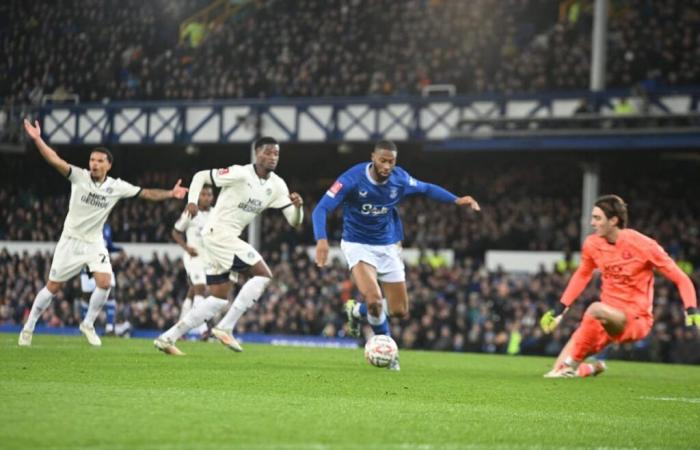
[180,285,195,320]
[104,273,117,335]
[189,284,210,339]
[350,262,389,336]
[545,302,622,377]
[79,271,112,346]
[19,279,65,346]
[213,253,273,352]
[377,243,409,320]
[155,240,232,355]
[20,237,80,346]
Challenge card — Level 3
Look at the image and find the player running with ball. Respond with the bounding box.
[312,140,480,371]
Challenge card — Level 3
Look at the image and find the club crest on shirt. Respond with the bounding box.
[105,187,113,194]
[218,168,230,175]
[622,250,632,259]
[266,188,272,196]
[359,189,368,197]
[390,187,398,199]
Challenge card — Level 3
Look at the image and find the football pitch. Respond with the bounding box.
[1,334,698,450]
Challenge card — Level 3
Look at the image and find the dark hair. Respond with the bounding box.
[91,147,113,164]
[374,140,397,153]
[595,194,628,228]
[254,136,278,151]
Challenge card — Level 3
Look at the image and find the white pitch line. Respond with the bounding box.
[640,396,700,404]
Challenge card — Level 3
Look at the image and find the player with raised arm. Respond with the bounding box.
[540,195,699,378]
[171,185,214,338]
[312,140,481,371]
[18,119,187,347]
[153,137,304,355]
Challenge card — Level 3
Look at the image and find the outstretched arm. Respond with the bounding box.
[404,175,480,211]
[139,179,188,202]
[541,245,596,333]
[24,119,70,177]
[650,242,698,328]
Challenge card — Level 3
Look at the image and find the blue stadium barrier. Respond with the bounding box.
[0,325,359,349]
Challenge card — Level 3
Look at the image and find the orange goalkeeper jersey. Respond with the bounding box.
[560,229,697,318]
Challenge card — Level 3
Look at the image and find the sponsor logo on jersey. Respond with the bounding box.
[361,203,389,216]
[327,181,343,198]
[238,198,264,214]
[80,192,109,208]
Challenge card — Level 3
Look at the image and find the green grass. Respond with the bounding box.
[1,334,699,450]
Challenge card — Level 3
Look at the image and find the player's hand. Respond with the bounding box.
[186,202,199,217]
[185,245,198,257]
[315,239,329,267]
[540,310,562,334]
[171,179,188,199]
[24,119,41,140]
[686,308,700,329]
[289,192,303,208]
[455,195,480,211]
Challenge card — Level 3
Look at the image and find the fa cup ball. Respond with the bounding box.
[364,334,398,368]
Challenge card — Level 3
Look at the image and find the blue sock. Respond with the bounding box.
[105,299,116,328]
[80,300,88,321]
[359,302,368,318]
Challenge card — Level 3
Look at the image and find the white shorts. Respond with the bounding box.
[183,252,206,286]
[340,240,405,283]
[202,229,262,284]
[49,235,112,283]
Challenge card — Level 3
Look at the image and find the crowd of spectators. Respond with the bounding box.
[2,0,699,107]
[1,244,697,364]
[3,158,700,269]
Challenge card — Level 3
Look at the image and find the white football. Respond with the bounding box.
[364,334,398,368]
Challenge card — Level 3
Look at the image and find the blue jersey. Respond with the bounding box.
[103,223,123,254]
[312,163,458,245]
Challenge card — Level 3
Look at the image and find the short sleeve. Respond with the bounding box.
[114,178,142,199]
[211,165,247,187]
[67,165,90,184]
[268,179,292,209]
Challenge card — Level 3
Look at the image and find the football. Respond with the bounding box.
[364,334,398,368]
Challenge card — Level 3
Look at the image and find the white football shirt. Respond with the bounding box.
[61,165,141,243]
[173,208,210,251]
[204,164,292,237]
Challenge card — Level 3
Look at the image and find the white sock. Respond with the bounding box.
[163,296,227,341]
[216,304,246,332]
[83,287,110,327]
[180,298,192,320]
[564,356,580,369]
[216,276,270,331]
[367,312,384,326]
[366,299,388,325]
[23,287,55,331]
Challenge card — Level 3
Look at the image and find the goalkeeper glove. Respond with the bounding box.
[540,303,566,334]
[686,307,700,329]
